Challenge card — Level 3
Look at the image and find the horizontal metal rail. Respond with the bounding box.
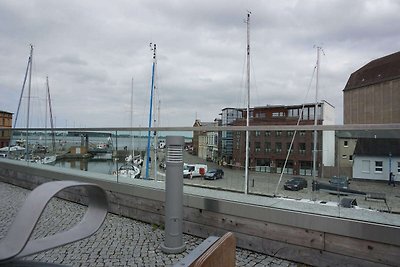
[1,123,400,132]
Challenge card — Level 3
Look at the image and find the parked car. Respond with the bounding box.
[283,177,308,191]
[329,176,349,189]
[183,164,208,179]
[204,169,224,180]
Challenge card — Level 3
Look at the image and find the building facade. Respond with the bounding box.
[353,138,400,181]
[220,108,243,165]
[206,119,220,161]
[0,111,13,148]
[343,51,400,124]
[231,102,335,176]
[340,51,400,179]
[192,119,215,160]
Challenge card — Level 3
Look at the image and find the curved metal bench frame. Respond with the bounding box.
[0,181,108,262]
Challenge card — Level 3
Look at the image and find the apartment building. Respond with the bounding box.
[231,101,335,176]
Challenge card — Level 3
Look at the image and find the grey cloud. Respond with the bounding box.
[1,0,400,127]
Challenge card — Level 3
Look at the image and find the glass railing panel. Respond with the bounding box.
[2,126,400,226]
[244,127,400,226]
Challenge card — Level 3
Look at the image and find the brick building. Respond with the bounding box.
[231,101,335,176]
[0,110,13,148]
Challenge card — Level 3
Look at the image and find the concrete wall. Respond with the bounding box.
[1,159,399,267]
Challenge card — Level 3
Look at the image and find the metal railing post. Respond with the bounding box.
[161,136,186,254]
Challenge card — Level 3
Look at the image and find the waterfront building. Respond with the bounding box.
[338,51,400,178]
[0,110,13,148]
[231,101,335,176]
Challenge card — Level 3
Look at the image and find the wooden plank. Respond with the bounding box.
[325,233,400,266]
[183,221,388,267]
[107,192,165,215]
[173,236,219,267]
[193,232,236,267]
[184,206,324,249]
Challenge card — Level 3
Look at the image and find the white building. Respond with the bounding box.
[353,138,400,181]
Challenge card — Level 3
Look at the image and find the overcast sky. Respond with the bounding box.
[1,0,399,128]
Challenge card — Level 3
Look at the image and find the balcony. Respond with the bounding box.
[1,124,400,266]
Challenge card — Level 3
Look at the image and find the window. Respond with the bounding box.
[344,141,348,147]
[255,142,261,152]
[275,131,282,137]
[272,112,285,117]
[349,155,353,161]
[236,141,240,149]
[288,108,299,117]
[398,162,400,174]
[265,142,271,153]
[299,131,306,136]
[265,131,271,137]
[375,161,383,173]
[299,143,306,154]
[309,107,315,120]
[362,160,370,173]
[302,108,308,120]
[255,131,261,137]
[287,131,294,137]
[275,143,282,153]
[255,113,266,118]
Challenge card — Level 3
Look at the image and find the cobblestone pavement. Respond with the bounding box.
[0,182,299,267]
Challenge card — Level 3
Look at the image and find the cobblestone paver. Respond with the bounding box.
[0,182,299,266]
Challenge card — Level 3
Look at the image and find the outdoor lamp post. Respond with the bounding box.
[161,136,186,254]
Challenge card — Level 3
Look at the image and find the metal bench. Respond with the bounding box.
[365,192,387,203]
[365,192,390,212]
[0,181,108,265]
[174,232,236,267]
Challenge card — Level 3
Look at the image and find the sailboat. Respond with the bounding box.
[36,76,57,164]
[115,78,141,179]
[124,78,143,166]
[10,45,57,164]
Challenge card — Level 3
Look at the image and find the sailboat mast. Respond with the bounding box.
[46,76,56,153]
[312,46,321,199]
[154,98,160,180]
[25,44,33,160]
[130,77,134,157]
[145,43,157,179]
[45,78,48,149]
[244,12,251,194]
[9,45,31,157]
